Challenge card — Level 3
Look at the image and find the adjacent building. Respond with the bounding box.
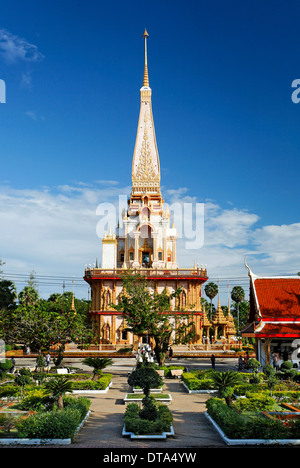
[243,265,300,367]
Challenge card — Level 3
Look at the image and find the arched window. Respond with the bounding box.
[181,290,187,308]
[105,289,111,308]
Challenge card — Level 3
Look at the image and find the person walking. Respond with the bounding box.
[46,353,51,368]
[10,357,15,373]
[211,354,216,369]
[169,346,173,361]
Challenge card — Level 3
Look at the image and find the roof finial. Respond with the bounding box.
[143,29,149,87]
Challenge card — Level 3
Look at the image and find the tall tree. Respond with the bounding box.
[113,272,195,365]
[231,286,245,333]
[0,298,93,354]
[0,279,17,311]
[204,282,218,320]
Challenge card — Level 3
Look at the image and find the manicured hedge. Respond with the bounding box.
[70,373,112,390]
[182,372,214,390]
[124,402,173,435]
[16,396,90,440]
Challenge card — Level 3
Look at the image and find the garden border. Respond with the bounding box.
[204,411,300,446]
[181,381,217,394]
[68,381,112,394]
[122,424,175,440]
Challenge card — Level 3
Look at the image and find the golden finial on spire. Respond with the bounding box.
[143,29,149,87]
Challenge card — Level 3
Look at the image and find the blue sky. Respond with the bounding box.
[0,0,300,301]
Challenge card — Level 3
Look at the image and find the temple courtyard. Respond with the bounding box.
[3,354,295,450]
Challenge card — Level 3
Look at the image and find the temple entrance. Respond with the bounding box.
[142,251,150,267]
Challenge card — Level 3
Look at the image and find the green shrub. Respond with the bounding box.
[0,384,19,398]
[234,393,278,412]
[16,408,82,440]
[139,395,158,421]
[263,364,276,378]
[16,397,90,440]
[63,396,90,420]
[19,388,50,411]
[123,399,173,435]
[281,361,293,370]
[70,373,112,390]
[128,366,163,396]
[0,359,13,379]
[181,372,215,391]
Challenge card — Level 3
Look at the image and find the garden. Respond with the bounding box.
[181,358,300,444]
[0,356,113,444]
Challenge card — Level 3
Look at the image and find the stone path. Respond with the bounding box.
[72,370,226,448]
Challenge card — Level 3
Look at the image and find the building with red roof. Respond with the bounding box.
[243,264,300,367]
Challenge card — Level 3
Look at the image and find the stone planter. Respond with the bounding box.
[122,424,174,440]
[68,381,112,394]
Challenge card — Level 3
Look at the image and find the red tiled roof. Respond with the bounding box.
[255,321,300,337]
[253,278,300,320]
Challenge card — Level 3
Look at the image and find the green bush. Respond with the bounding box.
[16,408,82,440]
[234,393,278,412]
[263,364,276,378]
[63,396,90,420]
[19,388,50,411]
[128,366,163,396]
[0,359,13,379]
[181,372,215,391]
[123,400,173,435]
[0,384,19,398]
[16,397,90,440]
[281,360,293,370]
[70,373,112,390]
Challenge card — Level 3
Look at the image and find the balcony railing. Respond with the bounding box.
[84,267,208,279]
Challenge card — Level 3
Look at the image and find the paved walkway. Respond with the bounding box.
[72,369,226,448]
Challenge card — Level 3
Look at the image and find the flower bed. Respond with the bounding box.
[205,397,300,445]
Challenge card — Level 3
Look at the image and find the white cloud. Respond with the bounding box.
[0,181,298,300]
[0,28,44,63]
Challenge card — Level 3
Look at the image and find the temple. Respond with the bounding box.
[84,31,236,350]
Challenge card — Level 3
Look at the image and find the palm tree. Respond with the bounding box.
[44,376,73,410]
[211,370,241,406]
[82,357,113,381]
[231,286,245,333]
[204,282,218,320]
